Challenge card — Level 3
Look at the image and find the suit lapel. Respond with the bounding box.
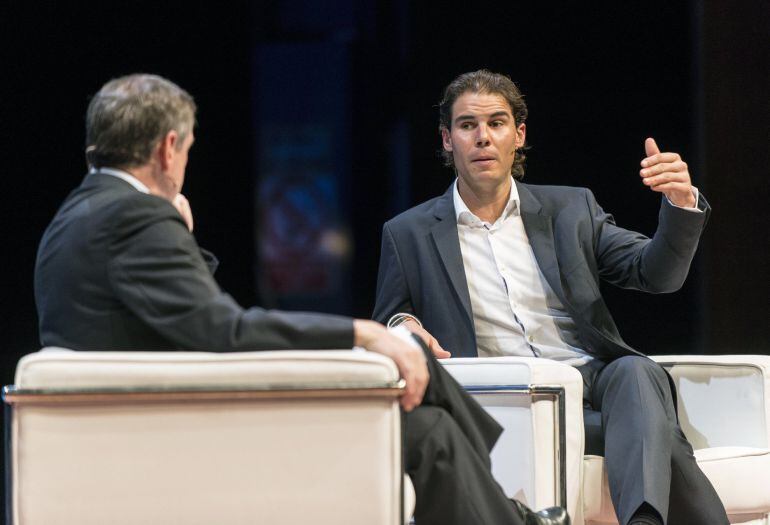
[517,182,568,305]
[429,185,474,324]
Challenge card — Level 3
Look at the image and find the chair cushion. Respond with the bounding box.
[582,447,770,523]
[582,455,616,523]
[695,446,770,515]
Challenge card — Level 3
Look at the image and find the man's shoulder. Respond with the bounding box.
[519,181,591,198]
[518,181,595,209]
[384,194,445,232]
[108,190,178,223]
[59,175,185,239]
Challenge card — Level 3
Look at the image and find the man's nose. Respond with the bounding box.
[475,125,490,147]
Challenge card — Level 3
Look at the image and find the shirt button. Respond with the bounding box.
[528,335,534,342]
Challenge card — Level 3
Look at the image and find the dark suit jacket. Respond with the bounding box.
[373,181,710,359]
[35,172,354,351]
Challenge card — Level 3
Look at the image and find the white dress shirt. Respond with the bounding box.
[453,179,593,365]
[91,167,150,194]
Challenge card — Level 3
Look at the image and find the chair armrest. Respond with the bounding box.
[6,348,406,525]
[12,346,400,390]
[652,355,770,449]
[441,357,584,518]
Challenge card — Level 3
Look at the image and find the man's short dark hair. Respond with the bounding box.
[85,74,196,169]
[439,69,529,180]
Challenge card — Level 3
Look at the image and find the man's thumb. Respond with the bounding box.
[645,137,660,157]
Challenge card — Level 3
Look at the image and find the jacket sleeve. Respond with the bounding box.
[106,208,354,351]
[372,222,415,323]
[589,189,710,293]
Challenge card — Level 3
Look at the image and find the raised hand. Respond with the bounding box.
[640,138,696,208]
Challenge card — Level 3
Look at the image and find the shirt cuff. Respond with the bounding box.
[388,324,422,350]
[386,312,423,329]
[666,186,702,213]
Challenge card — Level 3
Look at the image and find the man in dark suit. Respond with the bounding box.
[35,73,567,525]
[374,70,728,525]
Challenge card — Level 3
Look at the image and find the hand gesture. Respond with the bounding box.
[640,138,696,208]
[402,319,451,359]
[172,193,194,232]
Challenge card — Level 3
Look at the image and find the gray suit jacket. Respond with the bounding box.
[35,172,354,351]
[373,181,710,359]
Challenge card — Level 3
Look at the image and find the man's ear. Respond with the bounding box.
[158,131,179,171]
[515,123,526,149]
[441,127,453,152]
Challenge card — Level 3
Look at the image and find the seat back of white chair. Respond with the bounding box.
[653,355,770,449]
[5,348,406,525]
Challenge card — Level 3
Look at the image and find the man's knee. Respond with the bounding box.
[596,356,674,415]
[405,406,458,448]
[611,355,667,385]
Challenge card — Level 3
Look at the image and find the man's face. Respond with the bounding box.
[442,91,525,193]
[155,130,194,200]
[169,131,194,193]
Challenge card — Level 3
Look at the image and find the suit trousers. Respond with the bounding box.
[404,344,526,525]
[579,356,728,525]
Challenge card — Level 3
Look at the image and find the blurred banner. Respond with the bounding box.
[254,43,352,313]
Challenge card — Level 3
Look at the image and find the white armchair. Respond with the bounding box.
[3,348,414,525]
[442,355,770,525]
[441,357,586,520]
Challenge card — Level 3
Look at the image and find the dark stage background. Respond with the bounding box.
[1,0,768,507]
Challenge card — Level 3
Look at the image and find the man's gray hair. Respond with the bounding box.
[85,74,196,169]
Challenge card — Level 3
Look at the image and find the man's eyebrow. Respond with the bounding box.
[454,111,511,123]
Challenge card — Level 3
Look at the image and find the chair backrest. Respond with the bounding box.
[654,356,770,449]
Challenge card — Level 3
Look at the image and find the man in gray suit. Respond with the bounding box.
[374,70,728,525]
[35,73,568,525]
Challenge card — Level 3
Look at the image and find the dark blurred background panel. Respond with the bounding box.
[700,1,770,354]
[1,0,768,430]
[254,43,354,312]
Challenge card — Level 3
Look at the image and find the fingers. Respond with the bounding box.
[641,151,681,168]
[432,345,452,359]
[403,320,451,359]
[646,181,691,194]
[639,139,695,208]
[172,193,189,208]
[639,146,690,189]
[640,159,688,177]
[398,346,429,412]
[354,320,429,412]
[640,161,689,187]
[645,137,660,158]
[428,333,451,359]
[172,193,194,232]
